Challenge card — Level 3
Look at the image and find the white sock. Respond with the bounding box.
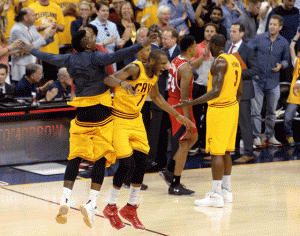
[127,185,141,206]
[222,175,232,192]
[212,180,222,195]
[87,189,99,208]
[61,187,72,205]
[108,187,120,205]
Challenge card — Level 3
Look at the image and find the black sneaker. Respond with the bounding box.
[159,168,173,186]
[141,183,148,191]
[122,183,148,191]
[168,185,195,196]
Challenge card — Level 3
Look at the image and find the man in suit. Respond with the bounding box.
[0,64,15,98]
[157,28,182,176]
[225,23,258,163]
[10,7,55,84]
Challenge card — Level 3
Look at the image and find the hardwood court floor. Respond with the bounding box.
[0,161,299,236]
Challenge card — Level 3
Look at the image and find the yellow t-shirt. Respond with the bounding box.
[207,54,242,107]
[287,58,300,105]
[29,1,65,54]
[22,0,36,7]
[133,0,159,29]
[52,0,79,45]
[113,61,158,116]
[2,0,18,39]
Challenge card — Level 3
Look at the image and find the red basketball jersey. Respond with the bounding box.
[167,56,194,101]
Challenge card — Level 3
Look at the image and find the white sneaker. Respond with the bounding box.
[221,189,233,203]
[266,136,282,146]
[56,197,74,224]
[253,137,262,149]
[80,202,96,228]
[194,192,224,208]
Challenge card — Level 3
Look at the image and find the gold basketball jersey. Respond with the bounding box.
[207,54,242,107]
[287,58,300,105]
[112,61,158,118]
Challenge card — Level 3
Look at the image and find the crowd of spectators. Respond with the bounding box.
[0,0,300,167]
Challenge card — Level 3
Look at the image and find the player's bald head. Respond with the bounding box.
[148,49,167,63]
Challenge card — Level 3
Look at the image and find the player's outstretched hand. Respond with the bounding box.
[293,83,300,96]
[120,81,137,96]
[18,41,33,54]
[173,99,192,108]
[175,114,196,130]
[142,32,158,48]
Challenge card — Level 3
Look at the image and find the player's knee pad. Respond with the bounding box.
[64,157,82,182]
[91,158,106,185]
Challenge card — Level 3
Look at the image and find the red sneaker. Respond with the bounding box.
[119,204,145,230]
[103,204,125,230]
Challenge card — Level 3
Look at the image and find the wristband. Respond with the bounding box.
[296,80,300,85]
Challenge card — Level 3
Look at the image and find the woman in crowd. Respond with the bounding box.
[116,1,140,70]
[71,1,93,37]
[149,5,170,32]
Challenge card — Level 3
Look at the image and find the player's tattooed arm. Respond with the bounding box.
[103,63,140,95]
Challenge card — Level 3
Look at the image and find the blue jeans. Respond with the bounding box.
[284,103,299,137]
[251,81,280,140]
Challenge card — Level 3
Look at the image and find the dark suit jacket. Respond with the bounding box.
[5,83,15,96]
[225,41,258,100]
[164,45,181,63]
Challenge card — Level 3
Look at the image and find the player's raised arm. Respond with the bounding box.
[103,63,140,95]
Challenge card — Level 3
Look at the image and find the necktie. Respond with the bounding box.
[28,27,34,45]
[229,45,235,54]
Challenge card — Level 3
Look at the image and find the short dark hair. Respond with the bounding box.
[148,49,167,62]
[164,27,179,41]
[25,64,42,77]
[270,14,283,26]
[180,35,195,52]
[14,8,28,22]
[211,6,223,17]
[95,1,109,11]
[86,24,98,36]
[0,63,8,73]
[232,23,245,32]
[210,34,226,48]
[72,30,87,52]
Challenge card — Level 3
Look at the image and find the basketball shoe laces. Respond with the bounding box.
[126,205,143,226]
[106,205,123,226]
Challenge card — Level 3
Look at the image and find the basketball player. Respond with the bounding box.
[175,34,242,208]
[19,30,158,227]
[162,35,198,196]
[102,49,196,230]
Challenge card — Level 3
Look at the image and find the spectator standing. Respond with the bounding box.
[265,0,299,43]
[90,1,126,71]
[283,30,300,147]
[237,0,261,43]
[221,0,241,39]
[1,0,17,39]
[71,1,93,37]
[149,5,171,32]
[116,1,140,70]
[257,0,279,35]
[226,23,258,163]
[29,0,65,83]
[54,0,80,54]
[9,8,55,84]
[133,0,159,28]
[189,23,216,155]
[248,15,290,147]
[158,0,196,35]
